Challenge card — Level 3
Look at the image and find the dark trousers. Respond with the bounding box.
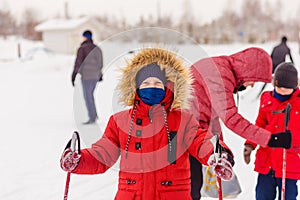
[256,170,298,200]
[82,79,98,121]
[190,155,203,200]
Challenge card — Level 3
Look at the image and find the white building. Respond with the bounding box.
[35,17,103,54]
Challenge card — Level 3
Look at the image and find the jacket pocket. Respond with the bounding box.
[254,147,271,170]
[286,147,300,173]
[159,190,191,200]
[114,190,136,200]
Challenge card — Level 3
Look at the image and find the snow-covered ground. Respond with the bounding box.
[0,36,299,199]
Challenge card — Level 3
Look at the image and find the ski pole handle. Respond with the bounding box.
[70,131,80,153]
[63,131,81,200]
[63,131,81,154]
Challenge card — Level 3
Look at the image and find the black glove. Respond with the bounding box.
[267,130,292,149]
[71,73,76,87]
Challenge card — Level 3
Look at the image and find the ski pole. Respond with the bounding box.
[255,83,267,99]
[216,137,223,200]
[64,172,71,200]
[281,103,291,200]
[63,131,80,200]
[211,134,223,200]
[217,176,223,200]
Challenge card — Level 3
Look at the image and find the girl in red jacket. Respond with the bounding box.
[60,48,234,200]
[244,62,298,200]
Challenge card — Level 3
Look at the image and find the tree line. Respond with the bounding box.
[0,0,299,44]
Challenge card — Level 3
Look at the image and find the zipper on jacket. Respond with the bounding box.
[149,106,154,123]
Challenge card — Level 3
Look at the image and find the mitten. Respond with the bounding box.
[243,144,254,164]
[60,132,81,172]
[208,147,234,181]
[268,130,292,149]
[60,148,81,172]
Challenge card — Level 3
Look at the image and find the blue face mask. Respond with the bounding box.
[137,88,166,106]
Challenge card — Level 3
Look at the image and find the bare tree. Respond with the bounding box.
[178,0,195,37]
[241,0,263,20]
[20,8,42,40]
[0,9,16,38]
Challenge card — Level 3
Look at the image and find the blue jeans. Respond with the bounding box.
[256,170,298,200]
[81,79,98,121]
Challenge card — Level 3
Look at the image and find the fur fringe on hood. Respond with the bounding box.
[117,47,193,109]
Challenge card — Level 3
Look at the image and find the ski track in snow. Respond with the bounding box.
[1,38,300,199]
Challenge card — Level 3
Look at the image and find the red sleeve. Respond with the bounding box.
[216,84,270,147]
[73,116,121,174]
[185,114,232,165]
[245,92,269,149]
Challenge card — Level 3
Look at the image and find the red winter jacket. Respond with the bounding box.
[73,87,218,199]
[245,89,300,179]
[71,47,233,200]
[190,47,273,146]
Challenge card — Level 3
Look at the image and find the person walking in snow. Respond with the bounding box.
[71,30,103,124]
[189,47,292,200]
[244,62,298,200]
[271,36,294,73]
[60,47,235,200]
[256,36,295,98]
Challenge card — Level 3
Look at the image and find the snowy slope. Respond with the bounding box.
[0,37,299,199]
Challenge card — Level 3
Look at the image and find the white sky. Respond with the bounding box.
[1,0,300,25]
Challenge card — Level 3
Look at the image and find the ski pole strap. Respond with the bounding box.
[284,103,291,131]
[215,135,220,154]
[64,131,81,155]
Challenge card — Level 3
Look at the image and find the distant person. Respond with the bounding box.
[189,47,292,200]
[244,62,297,200]
[271,36,294,73]
[71,30,103,124]
[256,36,294,98]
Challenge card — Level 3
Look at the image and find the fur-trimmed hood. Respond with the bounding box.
[117,47,193,109]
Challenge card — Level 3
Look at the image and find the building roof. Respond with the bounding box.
[35,17,97,32]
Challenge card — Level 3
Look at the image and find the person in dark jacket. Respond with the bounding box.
[71,30,103,124]
[271,36,294,73]
[189,47,292,200]
[256,37,294,110]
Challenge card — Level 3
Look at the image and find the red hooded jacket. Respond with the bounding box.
[245,89,300,179]
[71,48,230,200]
[190,47,273,147]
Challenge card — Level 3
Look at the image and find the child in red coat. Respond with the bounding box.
[244,62,298,200]
[60,48,234,200]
